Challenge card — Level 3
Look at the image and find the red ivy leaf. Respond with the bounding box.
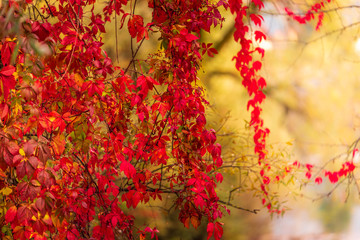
[315,177,322,184]
[120,160,136,178]
[254,30,266,42]
[251,0,265,10]
[252,61,262,71]
[17,205,34,222]
[215,173,223,183]
[206,222,214,240]
[5,206,17,223]
[250,14,263,26]
[180,29,198,42]
[128,15,144,40]
[214,222,223,240]
[0,65,16,101]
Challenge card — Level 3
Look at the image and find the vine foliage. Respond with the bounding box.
[0,0,276,239]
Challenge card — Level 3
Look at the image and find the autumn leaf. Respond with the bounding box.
[17,181,41,201]
[190,215,201,229]
[5,206,17,223]
[254,30,266,42]
[1,187,12,195]
[206,222,214,240]
[17,205,34,222]
[0,65,16,101]
[250,14,263,26]
[120,160,136,178]
[35,197,45,212]
[74,73,84,87]
[51,133,65,156]
[37,169,54,188]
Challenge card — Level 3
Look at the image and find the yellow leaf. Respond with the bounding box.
[5,37,16,42]
[48,116,56,122]
[51,214,62,228]
[286,141,293,146]
[43,213,52,225]
[13,71,18,80]
[0,187,12,196]
[13,102,23,116]
[19,149,25,156]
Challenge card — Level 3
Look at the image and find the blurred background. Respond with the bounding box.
[103,0,360,239]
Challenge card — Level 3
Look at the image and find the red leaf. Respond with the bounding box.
[253,61,262,71]
[0,103,9,121]
[214,222,223,240]
[17,205,34,222]
[258,77,266,89]
[305,164,313,171]
[17,181,40,200]
[35,197,45,212]
[187,178,196,186]
[252,0,265,10]
[132,191,141,208]
[0,65,16,101]
[128,15,144,40]
[5,206,17,223]
[16,161,28,179]
[0,65,15,77]
[207,223,214,240]
[215,173,223,183]
[254,30,266,42]
[250,14,263,26]
[315,12,324,31]
[120,161,136,178]
[207,47,218,57]
[315,177,322,184]
[37,169,53,188]
[111,216,118,227]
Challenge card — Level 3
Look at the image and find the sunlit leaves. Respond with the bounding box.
[285,0,331,30]
[0,0,233,239]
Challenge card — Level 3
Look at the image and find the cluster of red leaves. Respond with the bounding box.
[324,161,355,183]
[316,161,355,184]
[0,0,232,239]
[285,0,332,31]
[228,0,274,210]
[294,148,357,186]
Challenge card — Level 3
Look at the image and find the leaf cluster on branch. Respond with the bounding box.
[2,0,357,239]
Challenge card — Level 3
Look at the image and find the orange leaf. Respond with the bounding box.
[51,134,65,156]
[190,215,201,229]
[74,73,84,87]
